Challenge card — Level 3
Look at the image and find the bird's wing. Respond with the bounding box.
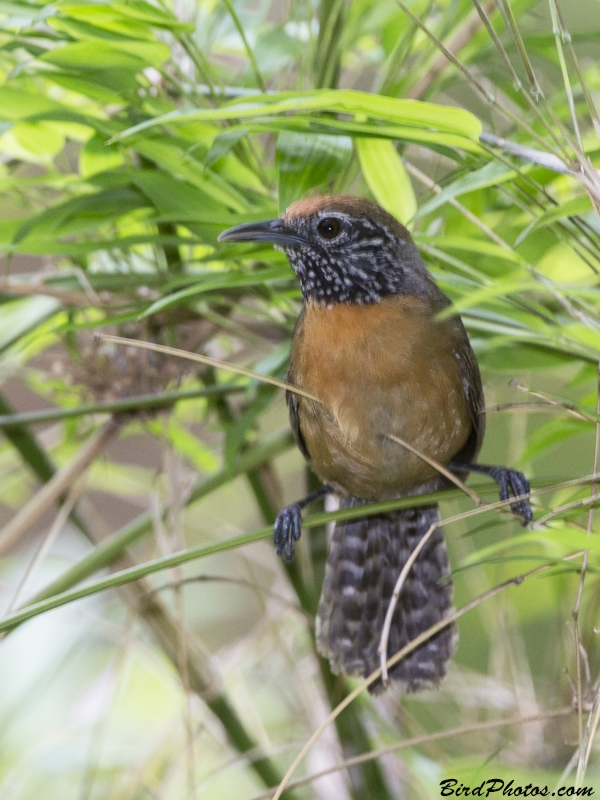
[453,316,486,463]
[286,310,312,462]
[286,389,311,461]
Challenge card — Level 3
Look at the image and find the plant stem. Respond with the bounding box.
[314,0,345,89]
[27,429,293,604]
[0,384,243,429]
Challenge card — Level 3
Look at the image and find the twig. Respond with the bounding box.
[533,492,599,529]
[9,471,599,647]
[509,380,599,422]
[573,361,600,776]
[554,745,581,794]
[408,0,496,99]
[576,681,600,788]
[0,383,244,429]
[0,277,97,306]
[385,433,483,504]
[10,467,600,641]
[5,476,86,613]
[496,0,542,99]
[0,486,537,635]
[496,0,585,161]
[553,0,600,137]
[405,161,513,251]
[394,0,560,152]
[378,518,439,682]
[249,708,573,800]
[143,574,306,617]
[270,556,568,800]
[479,133,572,175]
[94,333,321,403]
[487,401,592,423]
[470,0,521,92]
[548,0,583,152]
[0,417,122,555]
[99,334,485,512]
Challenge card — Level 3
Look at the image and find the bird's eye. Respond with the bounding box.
[317,217,341,240]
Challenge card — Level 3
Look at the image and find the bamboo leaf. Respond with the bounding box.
[414,161,519,219]
[276,131,352,211]
[113,89,483,145]
[140,265,291,316]
[356,138,417,225]
[40,40,171,70]
[515,195,595,245]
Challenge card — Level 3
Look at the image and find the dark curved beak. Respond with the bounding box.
[218,219,306,247]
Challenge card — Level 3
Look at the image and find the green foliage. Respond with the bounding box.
[0,0,599,798]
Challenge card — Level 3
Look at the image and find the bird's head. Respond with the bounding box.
[218,195,437,305]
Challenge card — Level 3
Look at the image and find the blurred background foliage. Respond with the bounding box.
[0,0,599,797]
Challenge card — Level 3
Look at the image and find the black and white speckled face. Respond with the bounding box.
[219,195,437,306]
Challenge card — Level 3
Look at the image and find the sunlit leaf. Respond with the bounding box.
[356,138,416,225]
[40,40,170,70]
[276,131,352,211]
[515,194,594,245]
[114,89,483,144]
[414,161,519,219]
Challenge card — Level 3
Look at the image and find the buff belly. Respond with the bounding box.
[289,297,473,500]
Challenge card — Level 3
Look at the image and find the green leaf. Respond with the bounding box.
[0,296,60,353]
[232,117,482,153]
[113,89,483,145]
[48,15,156,43]
[438,277,538,318]
[461,525,600,569]
[6,121,65,161]
[10,186,149,250]
[79,133,124,177]
[421,235,523,264]
[204,127,249,170]
[224,385,279,463]
[40,40,170,71]
[141,265,291,316]
[414,161,519,219]
[110,1,192,30]
[515,195,595,246]
[134,138,250,212]
[356,138,416,225]
[477,343,576,370]
[276,131,352,211]
[0,392,55,485]
[520,417,589,462]
[0,86,67,121]
[44,71,126,104]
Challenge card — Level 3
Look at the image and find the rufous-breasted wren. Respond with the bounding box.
[219,195,531,691]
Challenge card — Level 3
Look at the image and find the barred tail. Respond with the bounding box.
[316,498,456,693]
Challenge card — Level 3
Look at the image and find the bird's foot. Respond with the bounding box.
[274,504,303,564]
[273,485,334,564]
[470,464,532,524]
[488,466,532,524]
[450,461,532,524]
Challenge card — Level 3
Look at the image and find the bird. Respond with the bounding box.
[218,195,532,692]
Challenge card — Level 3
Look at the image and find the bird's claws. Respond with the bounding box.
[491,467,532,525]
[274,504,303,564]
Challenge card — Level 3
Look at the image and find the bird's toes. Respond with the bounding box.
[495,467,532,525]
[274,504,303,564]
[506,469,533,525]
